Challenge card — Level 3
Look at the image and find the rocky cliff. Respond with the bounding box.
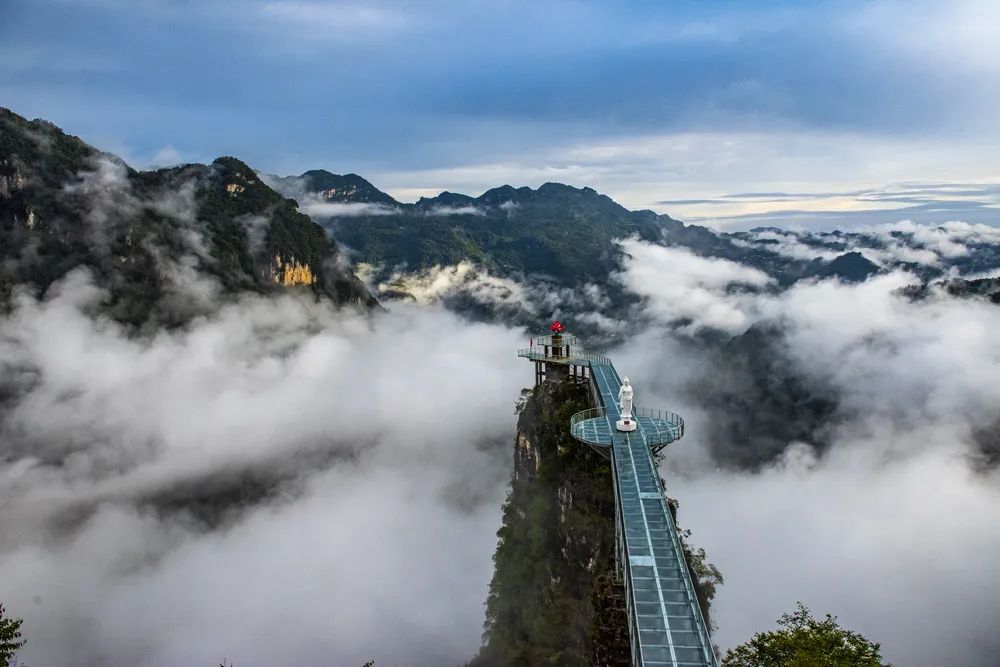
[473,378,629,666]
[0,108,377,328]
[473,378,721,665]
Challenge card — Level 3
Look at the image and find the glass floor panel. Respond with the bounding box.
[543,355,716,666]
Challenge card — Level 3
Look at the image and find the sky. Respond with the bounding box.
[2,0,999,227]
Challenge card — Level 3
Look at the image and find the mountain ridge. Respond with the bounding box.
[0,108,378,327]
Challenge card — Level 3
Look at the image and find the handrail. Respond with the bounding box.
[569,407,612,455]
[529,333,579,347]
[632,407,685,446]
[634,422,717,664]
[570,406,607,427]
[569,408,607,427]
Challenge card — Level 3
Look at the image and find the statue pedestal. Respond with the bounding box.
[616,418,637,432]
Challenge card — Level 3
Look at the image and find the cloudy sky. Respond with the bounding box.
[2,0,999,226]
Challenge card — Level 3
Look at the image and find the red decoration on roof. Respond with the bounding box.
[550,320,566,334]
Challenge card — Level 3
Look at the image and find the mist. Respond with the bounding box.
[4,210,1000,667]
[0,269,528,667]
[613,238,1000,666]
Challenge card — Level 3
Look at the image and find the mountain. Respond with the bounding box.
[0,108,377,328]
[901,276,1000,304]
[293,177,671,284]
[276,169,399,206]
[471,377,719,666]
[276,170,952,300]
[280,169,1000,309]
[807,250,880,282]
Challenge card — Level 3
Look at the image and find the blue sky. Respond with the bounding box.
[2,0,998,227]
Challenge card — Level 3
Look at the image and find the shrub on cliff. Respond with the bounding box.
[0,604,26,666]
[723,603,889,667]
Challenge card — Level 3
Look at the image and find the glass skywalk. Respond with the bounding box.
[518,336,718,667]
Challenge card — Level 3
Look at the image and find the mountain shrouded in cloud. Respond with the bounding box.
[0,108,377,328]
[273,165,1000,665]
[3,109,1000,666]
[0,277,527,665]
[0,109,522,665]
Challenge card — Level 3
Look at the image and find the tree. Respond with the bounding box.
[0,604,26,666]
[723,603,889,667]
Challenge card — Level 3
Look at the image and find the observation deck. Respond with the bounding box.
[518,332,717,667]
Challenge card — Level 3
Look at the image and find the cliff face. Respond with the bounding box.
[474,378,630,666]
[474,377,723,665]
[0,108,378,328]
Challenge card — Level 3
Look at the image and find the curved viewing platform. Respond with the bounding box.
[517,345,612,367]
[519,327,717,667]
[571,406,685,454]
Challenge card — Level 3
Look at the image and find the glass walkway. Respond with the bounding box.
[518,335,718,667]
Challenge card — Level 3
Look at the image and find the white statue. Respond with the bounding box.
[616,376,636,432]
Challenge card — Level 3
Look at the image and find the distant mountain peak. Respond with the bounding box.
[0,108,378,325]
[416,191,477,209]
[297,169,398,206]
[811,251,880,282]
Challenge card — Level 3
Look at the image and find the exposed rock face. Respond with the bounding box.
[271,254,317,286]
[474,378,630,666]
[0,107,378,326]
[474,379,721,665]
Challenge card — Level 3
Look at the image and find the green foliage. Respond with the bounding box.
[679,529,724,629]
[477,378,723,666]
[475,379,622,666]
[0,107,376,327]
[328,183,667,287]
[0,603,26,666]
[723,603,890,667]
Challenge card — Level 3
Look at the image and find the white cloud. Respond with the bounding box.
[618,239,772,334]
[299,200,399,217]
[733,230,844,262]
[674,445,1000,667]
[378,261,524,307]
[612,248,1000,666]
[149,145,183,168]
[253,1,411,41]
[426,205,486,217]
[0,270,528,667]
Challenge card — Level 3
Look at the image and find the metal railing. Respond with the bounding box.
[517,346,613,364]
[529,333,578,347]
[516,333,715,665]
[570,406,606,427]
[632,407,685,449]
[516,347,570,360]
[569,407,612,457]
[634,421,718,666]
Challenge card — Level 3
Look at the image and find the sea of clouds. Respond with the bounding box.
[3,205,1000,666]
[610,240,1000,666]
[0,269,527,666]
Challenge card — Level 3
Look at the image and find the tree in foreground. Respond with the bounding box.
[0,604,26,667]
[723,602,890,667]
